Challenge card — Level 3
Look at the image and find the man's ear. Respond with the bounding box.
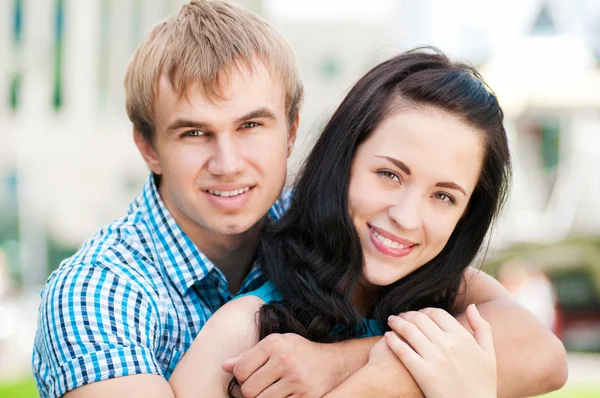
[133,128,162,175]
[287,114,300,158]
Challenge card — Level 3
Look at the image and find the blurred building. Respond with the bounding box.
[481,2,600,245]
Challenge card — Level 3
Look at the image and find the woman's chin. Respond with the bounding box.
[362,272,400,288]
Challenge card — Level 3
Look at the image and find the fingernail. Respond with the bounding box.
[388,315,396,323]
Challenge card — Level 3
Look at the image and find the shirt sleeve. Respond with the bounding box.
[32,262,161,398]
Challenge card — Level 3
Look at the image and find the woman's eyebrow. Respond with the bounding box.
[436,182,467,196]
[376,155,411,175]
[376,155,467,196]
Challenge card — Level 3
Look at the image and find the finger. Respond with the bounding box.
[239,356,283,398]
[419,307,466,334]
[388,315,434,358]
[231,342,271,384]
[384,331,424,369]
[466,304,496,359]
[222,355,242,374]
[254,377,294,398]
[399,311,447,346]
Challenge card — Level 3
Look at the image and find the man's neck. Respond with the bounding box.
[194,222,263,295]
[157,179,265,294]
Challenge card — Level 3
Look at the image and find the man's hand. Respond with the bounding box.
[222,333,339,398]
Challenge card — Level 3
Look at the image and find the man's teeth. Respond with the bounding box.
[207,187,250,197]
[371,228,408,249]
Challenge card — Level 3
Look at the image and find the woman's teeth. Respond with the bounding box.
[207,187,250,197]
[371,227,408,249]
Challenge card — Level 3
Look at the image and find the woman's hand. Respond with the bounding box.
[385,304,497,398]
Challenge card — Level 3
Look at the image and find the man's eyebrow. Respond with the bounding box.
[377,155,411,175]
[234,108,277,124]
[436,182,467,196]
[165,108,277,134]
[166,118,212,133]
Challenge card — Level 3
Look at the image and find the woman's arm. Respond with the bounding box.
[168,296,264,398]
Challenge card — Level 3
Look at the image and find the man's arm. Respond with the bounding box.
[454,267,568,396]
[327,267,568,398]
[324,337,423,398]
[219,267,566,397]
[168,295,266,397]
[221,332,378,396]
[33,263,173,398]
[65,288,266,398]
[64,375,175,398]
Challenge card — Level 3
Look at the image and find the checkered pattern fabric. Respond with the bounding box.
[32,175,291,397]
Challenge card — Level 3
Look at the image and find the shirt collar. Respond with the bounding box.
[136,174,215,295]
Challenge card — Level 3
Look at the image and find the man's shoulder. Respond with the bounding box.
[43,212,161,302]
[269,188,294,221]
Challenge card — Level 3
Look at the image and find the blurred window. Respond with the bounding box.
[532,3,557,36]
[9,0,23,111]
[98,0,110,110]
[540,117,560,172]
[550,269,600,310]
[52,0,65,111]
[319,55,342,81]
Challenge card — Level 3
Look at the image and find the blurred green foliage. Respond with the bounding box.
[0,377,37,398]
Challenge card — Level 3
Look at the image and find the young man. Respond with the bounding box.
[33,1,567,397]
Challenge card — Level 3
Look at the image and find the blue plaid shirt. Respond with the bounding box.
[32,175,292,397]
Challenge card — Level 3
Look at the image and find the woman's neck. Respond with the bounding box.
[352,280,380,317]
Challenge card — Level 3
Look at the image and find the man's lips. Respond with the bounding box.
[203,185,255,198]
[202,185,255,210]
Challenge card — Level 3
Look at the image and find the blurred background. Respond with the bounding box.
[1,0,600,396]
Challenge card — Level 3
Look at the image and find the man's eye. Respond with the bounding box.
[184,130,205,137]
[241,121,259,129]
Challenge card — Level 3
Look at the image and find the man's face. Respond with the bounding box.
[139,61,296,241]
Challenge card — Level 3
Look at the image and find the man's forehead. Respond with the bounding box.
[157,58,280,100]
[154,68,286,128]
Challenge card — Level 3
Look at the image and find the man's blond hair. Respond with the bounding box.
[124,0,304,142]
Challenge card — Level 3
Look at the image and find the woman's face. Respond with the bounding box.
[348,105,484,287]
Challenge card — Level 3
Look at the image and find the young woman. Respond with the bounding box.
[171,49,510,397]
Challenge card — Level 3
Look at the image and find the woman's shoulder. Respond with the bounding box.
[235,281,282,304]
[216,294,266,325]
[196,294,266,350]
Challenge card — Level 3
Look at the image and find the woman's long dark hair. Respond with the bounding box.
[228,47,511,396]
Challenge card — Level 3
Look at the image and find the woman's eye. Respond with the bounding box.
[241,121,259,129]
[433,192,456,205]
[378,170,400,183]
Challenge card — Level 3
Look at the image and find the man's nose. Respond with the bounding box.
[207,135,245,177]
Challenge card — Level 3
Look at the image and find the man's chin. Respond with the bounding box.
[209,217,258,236]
